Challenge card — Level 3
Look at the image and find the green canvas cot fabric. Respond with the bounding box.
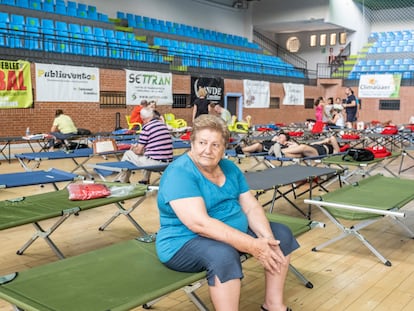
[0,240,206,311]
[266,212,313,236]
[0,183,148,230]
[317,174,414,220]
[322,152,400,166]
[0,214,313,311]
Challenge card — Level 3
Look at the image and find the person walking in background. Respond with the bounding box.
[192,87,209,122]
[47,109,78,150]
[343,87,358,128]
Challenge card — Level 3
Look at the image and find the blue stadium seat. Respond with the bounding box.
[55,2,66,15]
[93,27,107,57]
[11,14,25,26]
[77,9,87,19]
[42,0,54,12]
[2,0,16,5]
[0,12,9,47]
[98,13,109,22]
[81,25,95,56]
[117,11,126,19]
[87,5,98,20]
[16,0,28,8]
[29,0,41,10]
[25,16,40,50]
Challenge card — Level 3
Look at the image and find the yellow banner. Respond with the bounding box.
[0,60,33,108]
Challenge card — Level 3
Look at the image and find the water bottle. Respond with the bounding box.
[26,127,30,136]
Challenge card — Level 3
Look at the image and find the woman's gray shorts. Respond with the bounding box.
[163,222,300,286]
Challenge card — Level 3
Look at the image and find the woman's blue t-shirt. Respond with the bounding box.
[156,153,250,263]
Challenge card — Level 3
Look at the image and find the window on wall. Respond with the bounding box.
[310,34,317,47]
[172,94,190,108]
[320,34,327,46]
[379,100,400,110]
[330,33,337,46]
[269,97,280,109]
[339,32,347,45]
[100,91,126,108]
[304,98,314,109]
[286,36,300,53]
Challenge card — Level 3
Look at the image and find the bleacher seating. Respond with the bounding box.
[348,29,414,79]
[0,0,305,79]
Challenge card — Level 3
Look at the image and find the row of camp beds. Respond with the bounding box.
[225,147,403,184]
[1,174,414,310]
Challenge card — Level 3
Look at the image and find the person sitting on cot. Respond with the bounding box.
[156,114,298,311]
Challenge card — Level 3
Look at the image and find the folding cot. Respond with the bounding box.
[0,213,322,311]
[398,146,414,174]
[225,148,270,171]
[0,136,46,163]
[305,174,414,266]
[321,151,400,184]
[244,164,341,218]
[0,168,81,190]
[0,182,152,259]
[15,148,124,177]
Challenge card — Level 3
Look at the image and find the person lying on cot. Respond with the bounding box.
[156,114,297,311]
[235,132,293,155]
[271,136,340,159]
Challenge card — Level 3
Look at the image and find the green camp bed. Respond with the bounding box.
[321,151,401,184]
[0,213,322,311]
[305,174,414,266]
[0,182,153,259]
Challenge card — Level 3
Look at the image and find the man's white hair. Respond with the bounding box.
[140,107,154,120]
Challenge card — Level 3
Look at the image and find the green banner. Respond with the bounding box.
[0,60,33,108]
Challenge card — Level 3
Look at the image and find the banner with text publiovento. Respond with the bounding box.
[126,70,173,105]
[35,63,99,102]
[0,60,33,109]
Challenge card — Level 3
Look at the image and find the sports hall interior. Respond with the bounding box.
[1,0,414,310]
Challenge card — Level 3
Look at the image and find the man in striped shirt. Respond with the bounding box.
[115,107,173,184]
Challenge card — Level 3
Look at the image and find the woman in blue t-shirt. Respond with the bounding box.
[156,114,298,311]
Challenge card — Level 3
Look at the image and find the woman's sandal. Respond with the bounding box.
[260,305,292,311]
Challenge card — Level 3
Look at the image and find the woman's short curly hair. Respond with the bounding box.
[191,114,229,145]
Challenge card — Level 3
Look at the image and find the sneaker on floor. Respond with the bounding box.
[138,180,149,185]
[235,145,244,155]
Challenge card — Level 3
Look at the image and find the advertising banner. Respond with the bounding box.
[0,60,33,109]
[358,74,402,98]
[282,83,304,105]
[243,79,270,108]
[191,76,224,105]
[35,63,99,102]
[126,70,173,105]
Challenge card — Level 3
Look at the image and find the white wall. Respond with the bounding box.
[77,0,252,39]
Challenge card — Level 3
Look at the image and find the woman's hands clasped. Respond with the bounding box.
[250,237,288,274]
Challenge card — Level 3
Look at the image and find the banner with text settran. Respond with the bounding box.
[126,70,173,105]
[0,60,33,109]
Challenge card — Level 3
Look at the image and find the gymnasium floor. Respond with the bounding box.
[1,143,414,311]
